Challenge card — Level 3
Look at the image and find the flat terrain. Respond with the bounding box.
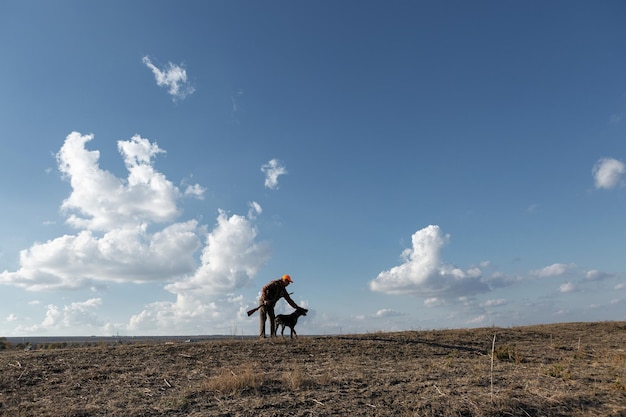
[1,321,625,416]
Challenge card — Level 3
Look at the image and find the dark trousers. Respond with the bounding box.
[259,302,276,337]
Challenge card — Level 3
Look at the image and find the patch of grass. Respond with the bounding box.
[492,344,523,364]
[282,365,314,390]
[317,371,333,386]
[160,392,194,412]
[543,363,572,380]
[204,363,265,394]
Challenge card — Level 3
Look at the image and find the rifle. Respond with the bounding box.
[247,292,294,316]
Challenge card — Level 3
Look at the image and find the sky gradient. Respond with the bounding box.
[1,1,625,336]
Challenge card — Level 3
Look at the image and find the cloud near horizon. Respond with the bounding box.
[369,225,490,299]
[14,298,104,334]
[368,226,615,305]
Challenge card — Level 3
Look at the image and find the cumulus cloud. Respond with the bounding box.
[369,225,489,298]
[18,298,103,333]
[592,158,625,189]
[0,132,268,294]
[526,263,619,296]
[57,132,180,231]
[165,209,270,296]
[142,56,195,101]
[261,159,287,189]
[0,222,201,290]
[127,292,261,335]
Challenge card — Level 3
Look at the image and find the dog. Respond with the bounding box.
[274,307,308,339]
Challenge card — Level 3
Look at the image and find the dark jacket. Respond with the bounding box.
[261,279,298,309]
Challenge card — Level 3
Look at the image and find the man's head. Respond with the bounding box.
[282,274,293,286]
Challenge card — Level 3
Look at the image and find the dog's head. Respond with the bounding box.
[296,307,308,317]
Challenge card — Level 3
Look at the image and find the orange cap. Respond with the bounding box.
[282,274,293,283]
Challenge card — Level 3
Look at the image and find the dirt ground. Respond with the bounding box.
[1,321,625,416]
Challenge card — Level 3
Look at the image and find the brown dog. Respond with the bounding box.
[274,308,308,338]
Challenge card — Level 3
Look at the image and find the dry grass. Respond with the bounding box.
[1,321,625,416]
[203,362,265,394]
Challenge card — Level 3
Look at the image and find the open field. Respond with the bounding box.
[1,321,625,416]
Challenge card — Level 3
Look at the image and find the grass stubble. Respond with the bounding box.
[0,321,625,416]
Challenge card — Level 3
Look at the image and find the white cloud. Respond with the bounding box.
[374,309,403,318]
[559,282,577,293]
[369,225,489,298]
[166,209,270,296]
[0,132,270,295]
[127,292,256,335]
[184,183,206,199]
[480,298,507,307]
[592,158,625,189]
[355,309,404,321]
[57,132,180,231]
[469,314,487,324]
[142,56,195,101]
[424,297,443,307]
[585,270,611,281]
[0,221,201,290]
[247,201,262,219]
[19,298,103,333]
[6,313,18,322]
[261,159,287,190]
[531,263,572,278]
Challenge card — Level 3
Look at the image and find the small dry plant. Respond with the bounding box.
[493,344,523,364]
[204,363,265,394]
[282,365,313,390]
[543,363,572,380]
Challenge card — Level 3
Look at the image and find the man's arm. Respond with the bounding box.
[282,289,299,309]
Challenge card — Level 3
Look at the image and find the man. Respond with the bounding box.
[259,274,303,338]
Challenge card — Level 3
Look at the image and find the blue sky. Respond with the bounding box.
[1,1,625,336]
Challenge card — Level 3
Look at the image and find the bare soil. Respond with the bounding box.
[1,321,625,416]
